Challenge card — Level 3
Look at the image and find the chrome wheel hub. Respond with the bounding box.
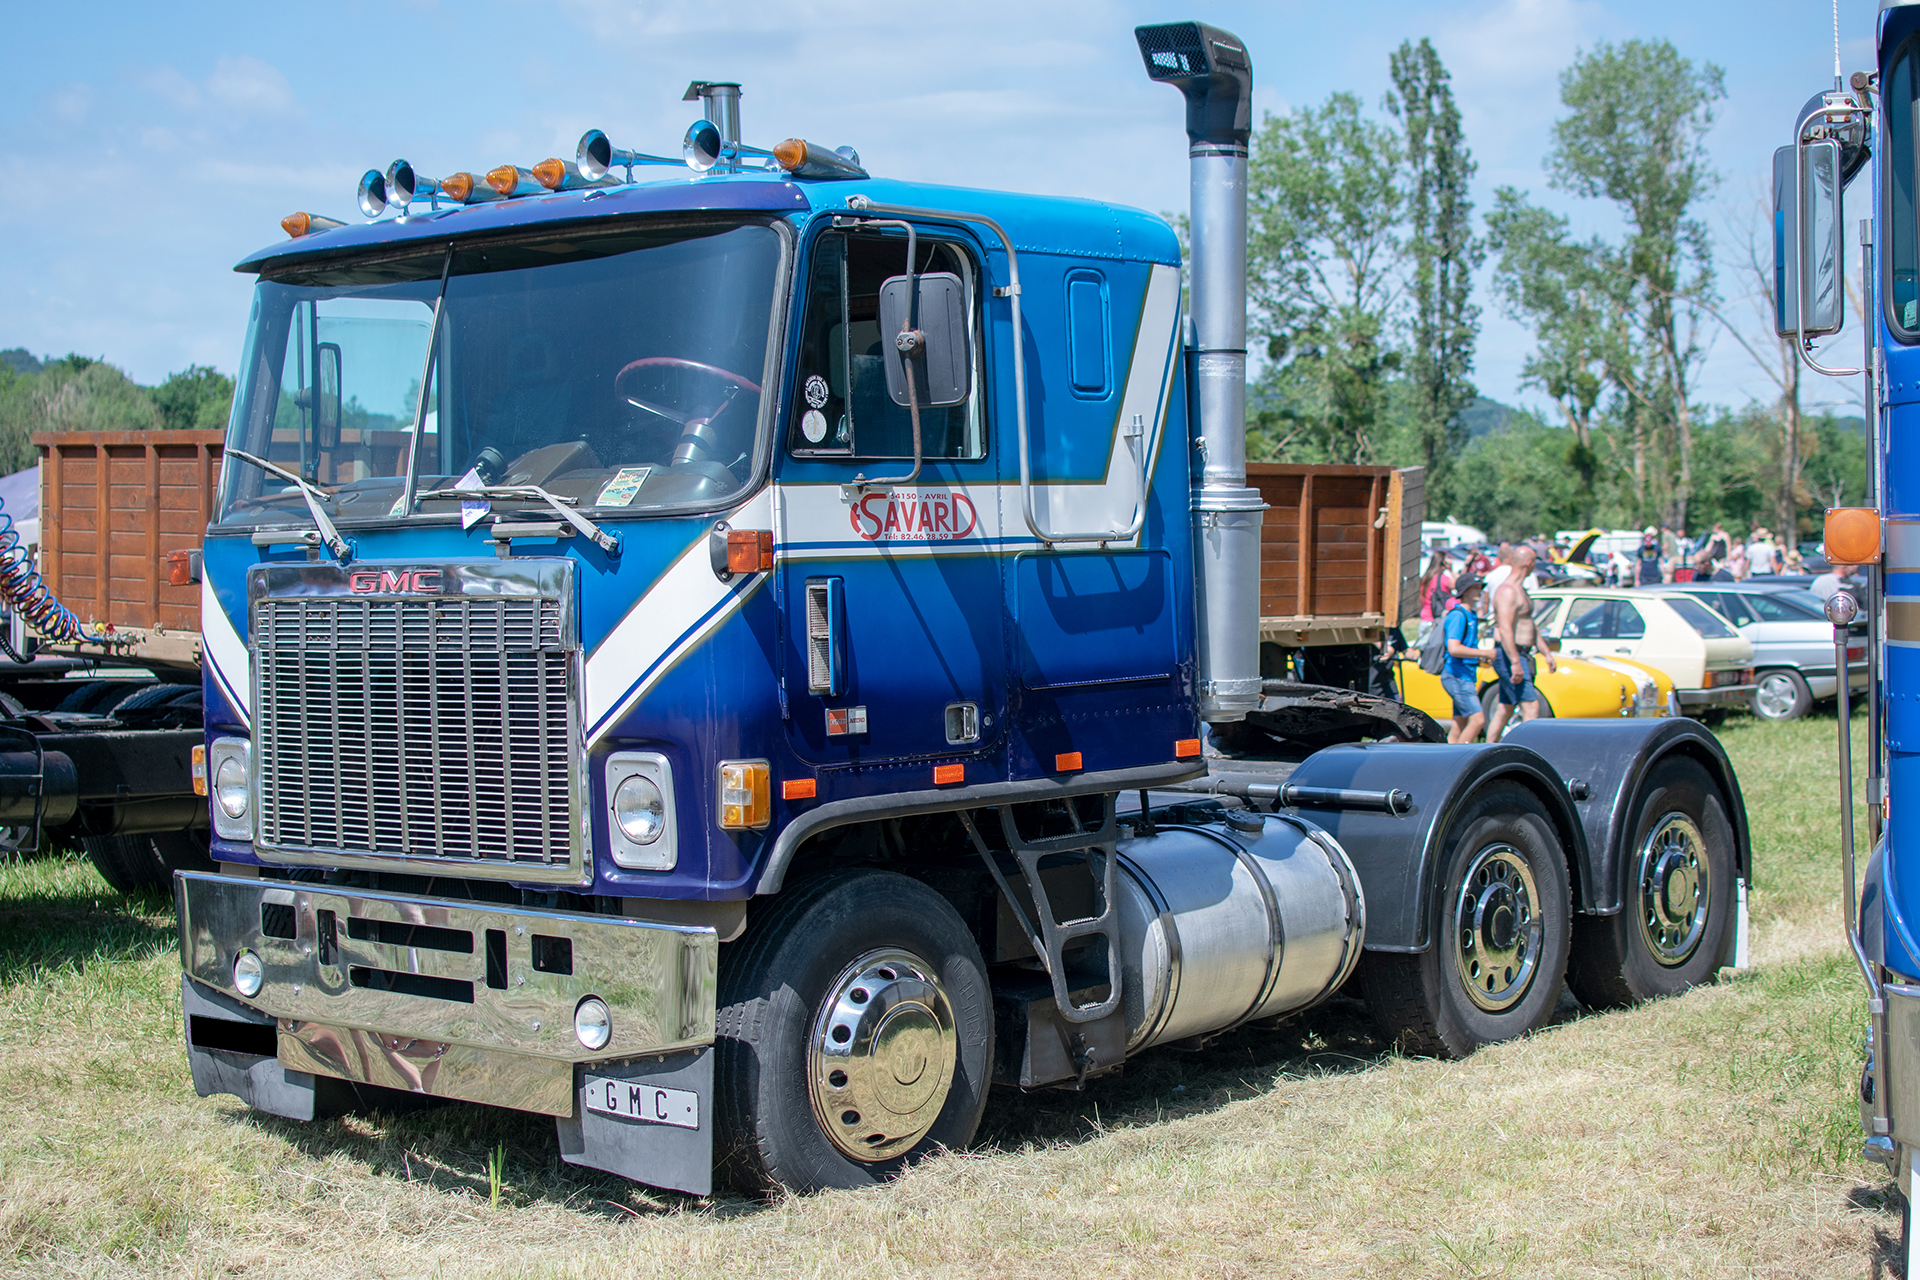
[1637,813,1709,966]
[1755,673,1798,719]
[1453,844,1543,1012]
[807,948,956,1162]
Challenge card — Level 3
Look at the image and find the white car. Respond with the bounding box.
[1531,588,1756,718]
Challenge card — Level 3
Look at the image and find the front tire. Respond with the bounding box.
[1362,781,1572,1057]
[715,869,993,1195]
[1567,757,1735,1008]
[1751,669,1812,721]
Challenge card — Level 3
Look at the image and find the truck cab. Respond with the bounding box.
[177,27,1751,1200]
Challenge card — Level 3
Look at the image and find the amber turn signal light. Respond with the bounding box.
[1174,738,1202,759]
[781,778,816,801]
[933,763,965,785]
[1054,752,1083,772]
[727,529,774,575]
[190,744,208,797]
[718,760,770,830]
[531,157,568,190]
[1825,507,1882,565]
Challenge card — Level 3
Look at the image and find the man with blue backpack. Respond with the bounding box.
[1417,573,1495,743]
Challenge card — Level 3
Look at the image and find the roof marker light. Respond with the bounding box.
[281,212,346,239]
[438,172,503,204]
[485,164,546,198]
[530,157,618,192]
[772,138,869,181]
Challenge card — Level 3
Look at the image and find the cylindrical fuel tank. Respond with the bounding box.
[1115,810,1364,1053]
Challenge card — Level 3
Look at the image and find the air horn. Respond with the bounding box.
[575,129,680,182]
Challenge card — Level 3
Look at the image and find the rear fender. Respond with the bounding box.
[1503,717,1751,914]
[1281,742,1586,953]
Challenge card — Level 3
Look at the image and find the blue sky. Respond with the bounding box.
[0,0,1884,419]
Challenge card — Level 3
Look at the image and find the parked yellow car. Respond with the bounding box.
[1394,651,1670,738]
[1530,589,1756,718]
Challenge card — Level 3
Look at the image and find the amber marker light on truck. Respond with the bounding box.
[1826,507,1883,565]
[279,212,344,238]
[190,745,207,797]
[718,760,770,830]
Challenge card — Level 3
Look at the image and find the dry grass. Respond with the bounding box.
[0,710,1898,1278]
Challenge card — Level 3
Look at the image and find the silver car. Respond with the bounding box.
[1671,583,1868,721]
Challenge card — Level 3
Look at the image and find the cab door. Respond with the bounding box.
[772,225,1007,770]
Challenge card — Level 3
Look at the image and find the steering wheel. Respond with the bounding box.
[614,357,760,428]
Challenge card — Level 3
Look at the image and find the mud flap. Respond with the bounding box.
[182,976,331,1121]
[1720,878,1750,970]
[556,1046,713,1196]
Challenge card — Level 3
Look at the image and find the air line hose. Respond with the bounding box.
[0,491,99,660]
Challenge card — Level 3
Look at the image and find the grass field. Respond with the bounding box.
[0,711,1898,1278]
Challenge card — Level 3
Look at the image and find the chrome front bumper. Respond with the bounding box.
[176,872,717,1116]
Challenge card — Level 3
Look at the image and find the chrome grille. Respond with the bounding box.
[254,591,577,873]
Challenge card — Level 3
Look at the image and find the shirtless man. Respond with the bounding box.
[1486,546,1556,741]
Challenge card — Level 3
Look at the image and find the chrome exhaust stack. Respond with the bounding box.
[1137,22,1261,722]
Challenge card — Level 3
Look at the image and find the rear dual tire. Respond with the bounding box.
[1363,781,1573,1058]
[81,828,214,895]
[1568,757,1735,1008]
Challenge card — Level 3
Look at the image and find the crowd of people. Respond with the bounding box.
[1403,519,1861,743]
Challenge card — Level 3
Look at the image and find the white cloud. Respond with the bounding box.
[47,83,90,125]
[205,56,296,117]
[134,64,202,112]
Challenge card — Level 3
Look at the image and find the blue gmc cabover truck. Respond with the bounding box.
[171,21,1750,1196]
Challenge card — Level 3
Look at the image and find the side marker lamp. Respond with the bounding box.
[1825,507,1882,565]
[718,760,770,830]
[771,138,869,180]
[485,165,545,198]
[280,212,345,239]
[727,529,774,575]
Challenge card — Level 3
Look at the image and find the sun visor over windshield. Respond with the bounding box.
[235,179,811,276]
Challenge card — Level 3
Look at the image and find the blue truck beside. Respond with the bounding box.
[169,21,1751,1197]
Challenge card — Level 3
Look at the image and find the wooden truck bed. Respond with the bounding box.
[35,430,223,670]
[1248,463,1424,647]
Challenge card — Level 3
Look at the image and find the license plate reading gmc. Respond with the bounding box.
[583,1075,700,1129]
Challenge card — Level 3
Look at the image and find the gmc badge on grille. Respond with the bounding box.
[347,569,442,595]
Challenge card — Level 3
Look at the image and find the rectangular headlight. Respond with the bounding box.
[606,752,677,871]
[208,737,252,842]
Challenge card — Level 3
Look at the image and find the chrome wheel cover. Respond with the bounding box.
[1636,813,1710,966]
[1453,844,1543,1012]
[1754,672,1799,719]
[806,948,957,1162]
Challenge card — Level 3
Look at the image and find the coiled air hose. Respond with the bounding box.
[0,490,98,661]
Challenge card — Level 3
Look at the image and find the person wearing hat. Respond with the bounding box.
[1440,574,1496,743]
[1747,526,1779,577]
[1635,525,1663,587]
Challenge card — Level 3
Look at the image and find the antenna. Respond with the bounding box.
[1834,0,1843,88]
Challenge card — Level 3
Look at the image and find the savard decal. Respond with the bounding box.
[848,490,978,542]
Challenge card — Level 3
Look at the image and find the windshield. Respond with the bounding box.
[217,219,786,529]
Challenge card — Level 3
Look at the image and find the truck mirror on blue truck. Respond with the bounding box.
[170,21,1750,1199]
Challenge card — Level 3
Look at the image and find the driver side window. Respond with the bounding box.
[788,231,984,461]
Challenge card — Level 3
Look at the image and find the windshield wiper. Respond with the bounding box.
[419,484,621,556]
[226,449,353,563]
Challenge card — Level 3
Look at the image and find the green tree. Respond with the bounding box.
[151,364,236,432]
[1484,191,1635,524]
[1245,92,1406,464]
[1387,38,1482,506]
[1545,40,1725,529]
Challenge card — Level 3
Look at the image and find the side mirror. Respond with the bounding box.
[877,272,971,408]
[315,342,342,451]
[1773,139,1845,339]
